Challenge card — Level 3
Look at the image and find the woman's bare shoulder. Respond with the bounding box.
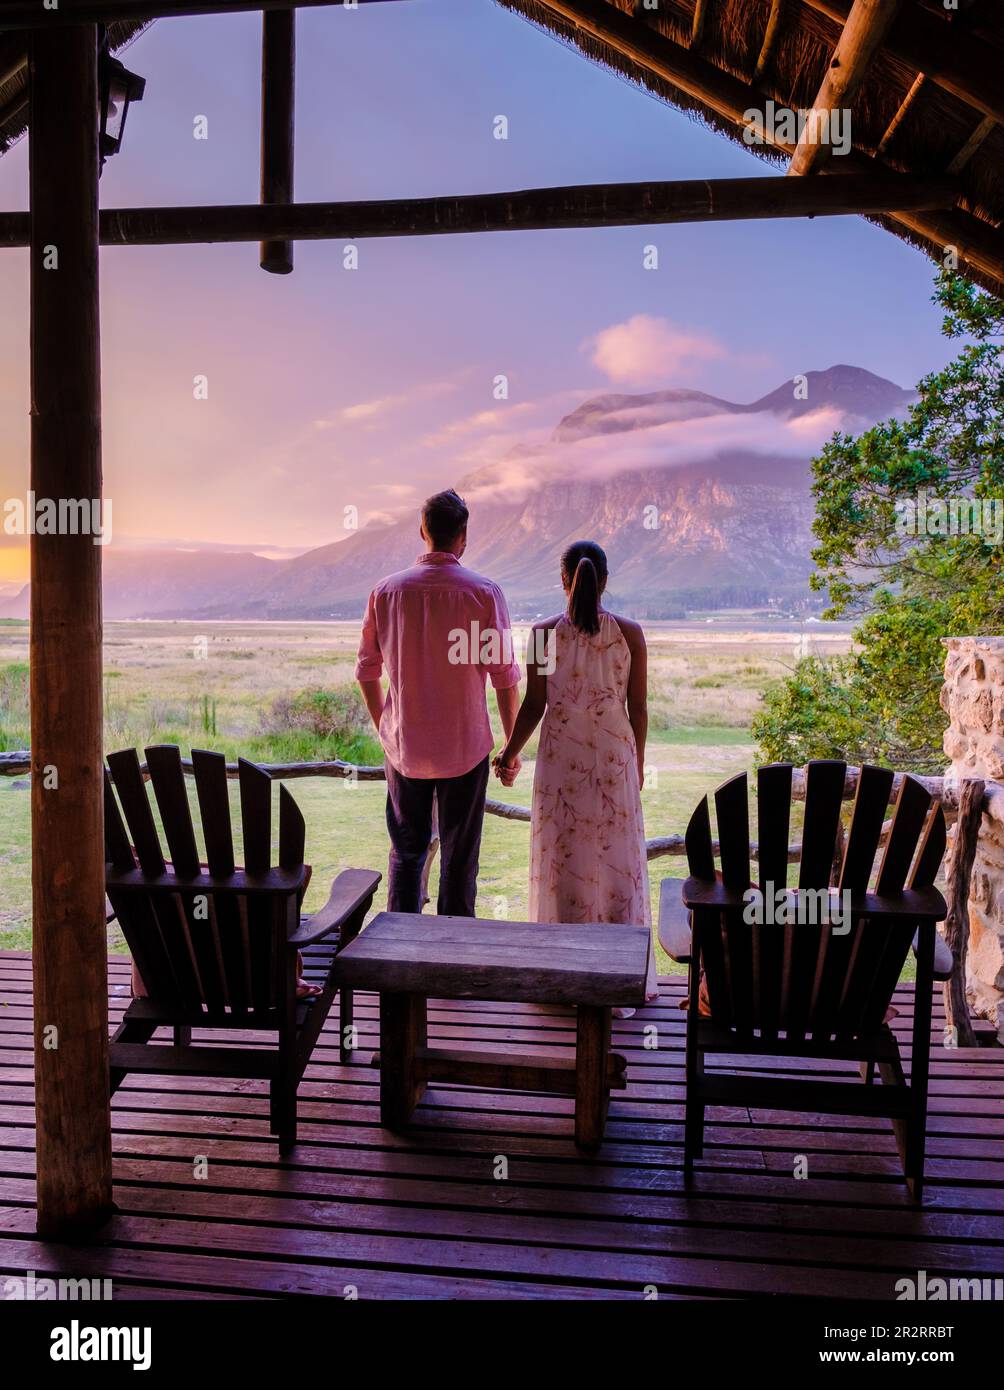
[608,612,646,646]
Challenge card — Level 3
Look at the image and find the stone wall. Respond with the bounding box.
[941,636,1004,1027]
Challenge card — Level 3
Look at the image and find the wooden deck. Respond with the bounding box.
[0,948,1002,1300]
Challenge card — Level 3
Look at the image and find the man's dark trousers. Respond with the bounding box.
[384,756,490,916]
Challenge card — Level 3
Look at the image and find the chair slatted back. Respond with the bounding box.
[684,760,946,1043]
[810,763,894,1041]
[105,745,306,1020]
[754,763,792,1043]
[786,759,847,1042]
[192,748,246,1013]
[238,757,277,1014]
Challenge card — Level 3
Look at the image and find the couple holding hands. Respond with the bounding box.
[355,488,658,1009]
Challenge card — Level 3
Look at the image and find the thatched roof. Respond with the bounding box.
[497,0,1004,298]
[0,20,150,152]
[1,2,1001,298]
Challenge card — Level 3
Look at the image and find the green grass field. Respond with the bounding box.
[0,616,852,974]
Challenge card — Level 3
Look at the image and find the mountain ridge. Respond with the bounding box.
[0,364,915,621]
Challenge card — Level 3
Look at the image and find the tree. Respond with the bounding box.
[754,272,1004,773]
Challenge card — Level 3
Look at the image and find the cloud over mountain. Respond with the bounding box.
[0,365,916,621]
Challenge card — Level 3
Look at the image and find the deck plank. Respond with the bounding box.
[0,952,1002,1299]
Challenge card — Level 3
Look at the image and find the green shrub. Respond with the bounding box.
[259,686,381,764]
[0,662,29,751]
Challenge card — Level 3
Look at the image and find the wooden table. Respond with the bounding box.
[334,912,651,1151]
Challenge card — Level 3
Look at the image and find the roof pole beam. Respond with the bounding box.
[260,8,295,275]
[787,0,902,177]
[0,174,961,247]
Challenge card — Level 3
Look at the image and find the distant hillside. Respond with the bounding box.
[0,365,915,621]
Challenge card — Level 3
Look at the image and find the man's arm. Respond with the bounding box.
[358,678,385,733]
[494,621,552,786]
[354,591,384,733]
[496,682,520,741]
[484,584,523,778]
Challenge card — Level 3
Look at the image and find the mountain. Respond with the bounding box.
[0,549,277,620]
[0,365,915,621]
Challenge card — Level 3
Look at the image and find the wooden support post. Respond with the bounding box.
[574,1004,612,1152]
[260,8,295,274]
[943,778,982,1049]
[378,992,427,1128]
[28,22,113,1237]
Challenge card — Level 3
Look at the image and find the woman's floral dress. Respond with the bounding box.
[529,612,657,997]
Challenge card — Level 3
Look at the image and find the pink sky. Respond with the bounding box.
[0,1,961,588]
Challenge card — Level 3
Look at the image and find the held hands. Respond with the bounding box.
[492,752,521,788]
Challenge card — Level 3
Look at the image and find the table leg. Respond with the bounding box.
[575,1005,612,1152]
[379,991,427,1129]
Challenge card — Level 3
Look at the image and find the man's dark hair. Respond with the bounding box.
[422,489,469,549]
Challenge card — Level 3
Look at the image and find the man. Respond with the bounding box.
[355,489,521,916]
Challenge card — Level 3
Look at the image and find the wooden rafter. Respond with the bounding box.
[802,0,1004,127]
[0,41,23,85]
[0,174,960,248]
[753,0,788,85]
[690,0,712,49]
[787,0,902,177]
[945,114,997,175]
[529,0,1004,295]
[875,72,925,159]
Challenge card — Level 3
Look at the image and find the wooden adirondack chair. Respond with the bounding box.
[659,760,953,1200]
[104,744,381,1151]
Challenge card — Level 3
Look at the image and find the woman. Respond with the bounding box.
[493,541,658,1014]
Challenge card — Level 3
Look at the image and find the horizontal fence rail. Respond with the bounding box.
[4,751,1001,863]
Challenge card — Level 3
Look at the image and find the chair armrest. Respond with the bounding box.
[658,878,693,964]
[288,868,381,947]
[913,927,954,982]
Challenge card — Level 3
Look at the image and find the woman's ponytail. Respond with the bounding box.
[561,540,608,635]
[567,557,601,635]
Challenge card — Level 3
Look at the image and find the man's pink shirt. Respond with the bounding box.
[355,551,521,779]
